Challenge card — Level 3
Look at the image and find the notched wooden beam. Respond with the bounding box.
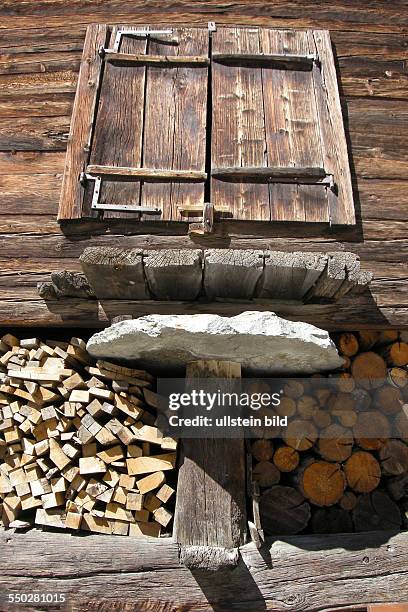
[304,252,373,303]
[258,251,328,301]
[79,247,149,300]
[143,250,203,300]
[39,249,373,305]
[203,249,264,299]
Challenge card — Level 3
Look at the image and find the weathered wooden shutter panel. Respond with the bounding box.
[59,24,355,227]
[211,27,355,226]
[260,29,328,223]
[211,27,271,222]
[88,26,148,219]
[58,24,109,221]
[141,28,209,221]
[59,25,208,222]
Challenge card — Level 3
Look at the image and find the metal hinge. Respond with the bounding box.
[101,28,177,55]
[79,173,162,215]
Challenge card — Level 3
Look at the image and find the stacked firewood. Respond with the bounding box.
[0,334,177,537]
[253,331,408,535]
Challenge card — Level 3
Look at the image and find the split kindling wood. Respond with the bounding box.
[0,335,177,538]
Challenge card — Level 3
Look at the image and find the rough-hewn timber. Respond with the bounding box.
[0,529,407,611]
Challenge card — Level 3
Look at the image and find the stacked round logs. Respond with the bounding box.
[255,331,408,536]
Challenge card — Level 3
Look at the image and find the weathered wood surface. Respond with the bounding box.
[89,26,147,220]
[143,249,203,300]
[79,247,149,300]
[141,27,208,222]
[54,247,371,306]
[175,360,247,553]
[210,27,353,225]
[0,1,407,328]
[1,529,408,610]
[211,27,271,221]
[58,24,108,220]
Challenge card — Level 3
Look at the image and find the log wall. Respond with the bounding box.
[0,1,407,329]
[1,530,407,610]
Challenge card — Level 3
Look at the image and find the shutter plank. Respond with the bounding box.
[89,26,147,219]
[260,29,329,223]
[141,27,208,221]
[211,27,270,221]
[58,24,109,221]
[312,30,356,225]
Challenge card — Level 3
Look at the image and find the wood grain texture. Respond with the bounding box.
[0,294,406,329]
[261,28,329,223]
[175,360,247,548]
[143,249,203,300]
[312,29,355,225]
[1,530,408,610]
[89,26,147,220]
[79,247,149,300]
[204,248,264,298]
[211,26,270,221]
[58,24,108,220]
[0,1,407,34]
[141,26,208,222]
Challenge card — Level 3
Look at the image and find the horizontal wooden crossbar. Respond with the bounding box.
[104,52,210,66]
[211,166,331,185]
[90,203,161,214]
[177,203,230,214]
[86,165,207,182]
[212,52,316,69]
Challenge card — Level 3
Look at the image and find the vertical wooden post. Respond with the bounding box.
[174,360,247,568]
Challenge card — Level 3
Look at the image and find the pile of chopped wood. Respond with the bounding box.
[0,334,177,537]
[252,331,408,536]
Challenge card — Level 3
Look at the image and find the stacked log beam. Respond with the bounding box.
[255,331,408,536]
[0,335,177,538]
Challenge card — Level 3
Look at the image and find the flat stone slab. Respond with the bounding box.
[87,311,343,375]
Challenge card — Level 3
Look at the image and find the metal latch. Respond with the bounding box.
[79,173,162,215]
[101,28,178,55]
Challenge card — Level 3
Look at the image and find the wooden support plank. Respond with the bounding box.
[175,360,247,559]
[79,247,149,300]
[104,52,210,66]
[143,249,202,300]
[211,27,270,221]
[86,165,207,182]
[260,28,329,223]
[204,249,264,299]
[58,24,109,220]
[89,26,148,220]
[141,27,208,222]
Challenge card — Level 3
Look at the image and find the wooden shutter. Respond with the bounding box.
[211,27,355,225]
[59,25,209,222]
[58,25,355,227]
